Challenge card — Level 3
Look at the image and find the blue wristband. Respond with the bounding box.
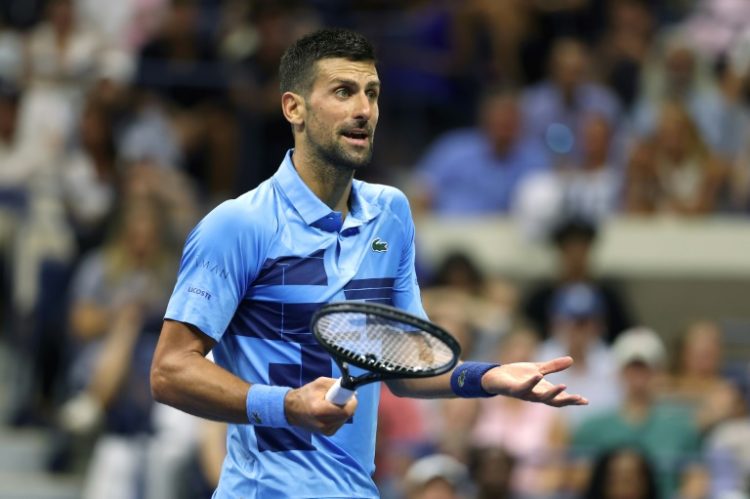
[246,384,292,427]
[450,362,500,398]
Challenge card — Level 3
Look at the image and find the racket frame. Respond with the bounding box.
[311,301,461,391]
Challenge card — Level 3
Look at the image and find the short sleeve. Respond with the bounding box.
[390,192,428,320]
[164,200,266,342]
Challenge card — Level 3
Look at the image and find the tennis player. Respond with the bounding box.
[151,28,588,498]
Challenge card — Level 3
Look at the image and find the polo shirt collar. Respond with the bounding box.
[349,179,381,223]
[272,150,380,233]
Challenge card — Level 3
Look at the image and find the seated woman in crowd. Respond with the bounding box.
[657,319,739,434]
[624,101,727,215]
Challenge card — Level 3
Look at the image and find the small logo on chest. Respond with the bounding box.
[371,237,388,252]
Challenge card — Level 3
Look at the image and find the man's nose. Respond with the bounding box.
[352,92,372,121]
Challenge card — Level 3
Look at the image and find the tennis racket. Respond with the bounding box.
[310,301,461,405]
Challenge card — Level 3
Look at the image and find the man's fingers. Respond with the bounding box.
[514,373,544,394]
[537,356,574,376]
[538,383,567,402]
[320,398,357,436]
[342,394,358,417]
[547,393,589,407]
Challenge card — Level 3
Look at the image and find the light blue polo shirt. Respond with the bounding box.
[164,150,426,498]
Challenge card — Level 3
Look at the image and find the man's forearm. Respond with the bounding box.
[151,345,251,424]
[152,320,258,423]
[385,371,456,399]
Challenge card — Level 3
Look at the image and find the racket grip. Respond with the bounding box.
[325,378,355,406]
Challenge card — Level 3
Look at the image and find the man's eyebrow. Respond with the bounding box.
[329,78,358,87]
[329,78,381,88]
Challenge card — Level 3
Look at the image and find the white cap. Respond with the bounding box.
[404,454,468,489]
[612,327,667,370]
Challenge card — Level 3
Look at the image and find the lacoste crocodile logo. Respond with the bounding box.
[371,238,388,252]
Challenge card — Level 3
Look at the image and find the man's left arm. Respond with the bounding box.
[386,356,588,407]
[386,191,587,407]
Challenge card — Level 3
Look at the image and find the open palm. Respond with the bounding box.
[481,356,589,407]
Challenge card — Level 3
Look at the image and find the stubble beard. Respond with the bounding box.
[306,127,374,173]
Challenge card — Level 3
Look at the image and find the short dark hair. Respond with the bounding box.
[550,217,598,247]
[279,28,376,95]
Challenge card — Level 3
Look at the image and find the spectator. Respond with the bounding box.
[228,2,321,192]
[522,218,634,344]
[153,354,226,499]
[631,29,723,152]
[596,0,656,111]
[711,56,750,166]
[411,86,550,216]
[624,101,727,215]
[1,78,78,425]
[422,250,515,358]
[61,194,176,410]
[517,112,624,231]
[0,82,33,204]
[659,320,739,434]
[470,327,569,497]
[416,299,484,464]
[563,113,623,222]
[0,82,21,328]
[572,327,705,499]
[134,0,236,199]
[453,0,535,85]
[59,195,178,496]
[521,38,621,164]
[76,0,169,52]
[467,446,515,499]
[708,52,750,212]
[376,384,432,499]
[403,454,470,499]
[118,95,182,170]
[704,380,750,497]
[681,0,750,60]
[583,447,660,499]
[196,419,226,493]
[60,98,119,252]
[535,283,621,428]
[19,0,126,154]
[119,161,200,244]
[0,17,23,84]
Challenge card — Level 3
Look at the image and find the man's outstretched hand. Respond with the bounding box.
[481,356,589,407]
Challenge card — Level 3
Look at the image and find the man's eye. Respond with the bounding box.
[335,88,350,97]
[366,90,379,100]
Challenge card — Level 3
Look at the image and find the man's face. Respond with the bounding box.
[481,95,520,151]
[557,316,601,352]
[622,361,655,399]
[552,41,587,91]
[302,58,380,170]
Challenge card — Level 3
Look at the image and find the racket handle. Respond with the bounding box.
[325,378,355,406]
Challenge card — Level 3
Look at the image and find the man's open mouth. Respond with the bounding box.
[342,130,369,141]
[343,131,370,139]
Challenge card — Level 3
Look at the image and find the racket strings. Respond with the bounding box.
[316,312,455,373]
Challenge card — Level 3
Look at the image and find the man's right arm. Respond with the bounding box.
[150,320,358,433]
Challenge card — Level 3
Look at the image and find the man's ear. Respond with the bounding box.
[281,91,305,128]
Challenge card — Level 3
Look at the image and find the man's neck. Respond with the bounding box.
[291,147,354,219]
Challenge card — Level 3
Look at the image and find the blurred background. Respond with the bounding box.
[0,0,749,498]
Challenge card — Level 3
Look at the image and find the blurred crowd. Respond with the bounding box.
[0,0,749,498]
[381,236,750,499]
